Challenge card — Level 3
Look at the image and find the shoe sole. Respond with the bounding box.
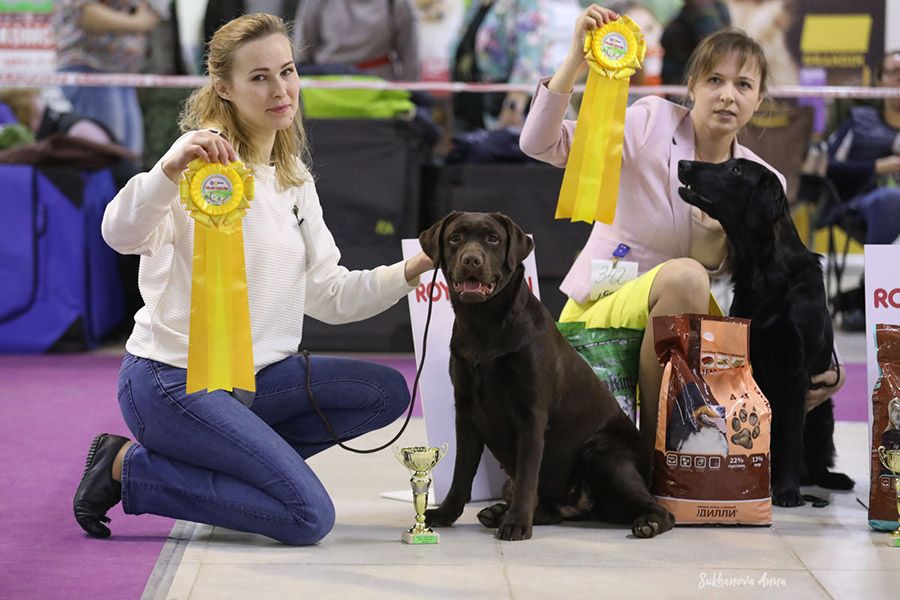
[73,433,112,538]
[78,433,107,487]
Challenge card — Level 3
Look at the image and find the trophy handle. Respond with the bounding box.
[878,446,889,471]
[437,442,449,461]
[393,445,406,468]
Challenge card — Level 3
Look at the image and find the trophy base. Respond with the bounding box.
[401,530,440,545]
[890,533,900,548]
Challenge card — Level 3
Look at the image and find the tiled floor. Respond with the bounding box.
[143,418,899,600]
[129,328,899,599]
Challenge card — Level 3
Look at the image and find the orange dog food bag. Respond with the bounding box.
[651,314,773,525]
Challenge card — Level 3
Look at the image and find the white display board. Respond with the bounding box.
[401,237,541,503]
[864,245,900,437]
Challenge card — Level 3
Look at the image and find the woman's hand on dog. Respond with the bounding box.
[404,252,434,283]
[805,364,845,413]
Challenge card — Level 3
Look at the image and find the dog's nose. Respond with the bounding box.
[461,252,483,268]
[678,160,692,172]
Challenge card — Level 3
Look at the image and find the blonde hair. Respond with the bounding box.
[180,13,309,189]
[685,29,769,97]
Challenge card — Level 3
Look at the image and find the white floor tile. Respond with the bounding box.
[153,418,900,599]
[185,564,510,600]
[506,566,830,600]
[812,569,900,600]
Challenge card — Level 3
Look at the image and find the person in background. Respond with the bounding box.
[823,49,900,331]
[453,0,583,131]
[826,50,900,247]
[72,13,433,545]
[202,0,298,49]
[519,4,844,458]
[660,0,730,85]
[52,1,168,156]
[607,0,664,87]
[294,0,421,81]
[0,88,113,145]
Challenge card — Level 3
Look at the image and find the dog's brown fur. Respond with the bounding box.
[419,211,674,540]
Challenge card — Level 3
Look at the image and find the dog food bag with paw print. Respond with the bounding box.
[868,323,900,532]
[651,314,772,525]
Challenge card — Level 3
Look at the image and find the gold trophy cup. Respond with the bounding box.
[394,444,448,544]
[877,446,900,547]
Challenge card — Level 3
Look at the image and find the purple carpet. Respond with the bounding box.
[0,352,423,600]
[0,355,174,600]
[832,362,868,422]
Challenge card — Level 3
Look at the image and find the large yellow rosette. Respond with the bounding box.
[179,158,255,394]
[557,16,645,224]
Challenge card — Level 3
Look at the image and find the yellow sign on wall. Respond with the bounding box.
[800,14,872,54]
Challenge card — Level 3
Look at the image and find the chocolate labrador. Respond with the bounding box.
[418,211,674,541]
[678,158,854,507]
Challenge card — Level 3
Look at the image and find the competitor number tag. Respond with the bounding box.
[590,259,639,300]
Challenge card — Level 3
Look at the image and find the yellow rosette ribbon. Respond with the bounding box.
[556,16,645,224]
[180,158,255,394]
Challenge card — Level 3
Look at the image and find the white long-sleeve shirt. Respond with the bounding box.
[102,158,416,372]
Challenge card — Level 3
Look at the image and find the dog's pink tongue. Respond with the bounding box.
[463,280,482,293]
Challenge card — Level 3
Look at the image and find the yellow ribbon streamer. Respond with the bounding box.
[557,16,646,224]
[180,159,255,394]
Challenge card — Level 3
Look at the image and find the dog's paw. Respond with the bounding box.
[816,471,855,491]
[476,503,508,528]
[631,510,675,539]
[424,506,462,528]
[772,486,806,507]
[496,517,532,541]
[802,494,830,508]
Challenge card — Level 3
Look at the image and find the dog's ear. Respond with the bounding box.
[492,212,534,269]
[745,168,787,230]
[419,211,460,264]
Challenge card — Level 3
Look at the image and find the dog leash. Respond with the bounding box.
[808,345,842,391]
[298,266,439,454]
[300,223,449,454]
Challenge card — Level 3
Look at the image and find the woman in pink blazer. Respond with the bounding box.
[520,4,841,455]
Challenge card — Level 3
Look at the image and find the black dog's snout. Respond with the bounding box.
[678,160,692,172]
[461,251,483,269]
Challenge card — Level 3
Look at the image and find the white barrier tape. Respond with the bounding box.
[1,72,899,99]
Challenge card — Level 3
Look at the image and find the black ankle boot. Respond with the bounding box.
[73,433,130,538]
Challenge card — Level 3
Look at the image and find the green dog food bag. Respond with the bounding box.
[556,322,642,422]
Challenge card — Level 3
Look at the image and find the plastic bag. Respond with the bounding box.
[556,322,642,421]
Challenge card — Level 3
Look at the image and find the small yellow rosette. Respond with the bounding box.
[556,16,645,224]
[180,158,255,394]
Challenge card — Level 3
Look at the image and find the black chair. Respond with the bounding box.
[795,142,867,315]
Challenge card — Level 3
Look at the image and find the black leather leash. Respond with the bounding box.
[301,229,448,453]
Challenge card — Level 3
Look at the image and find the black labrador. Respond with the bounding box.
[418,211,674,540]
[677,158,855,507]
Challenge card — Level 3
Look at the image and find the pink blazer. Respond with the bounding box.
[520,82,786,304]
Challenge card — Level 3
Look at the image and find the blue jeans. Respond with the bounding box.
[853,187,900,244]
[59,65,144,156]
[116,352,410,545]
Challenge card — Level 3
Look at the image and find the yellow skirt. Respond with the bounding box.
[559,261,722,329]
